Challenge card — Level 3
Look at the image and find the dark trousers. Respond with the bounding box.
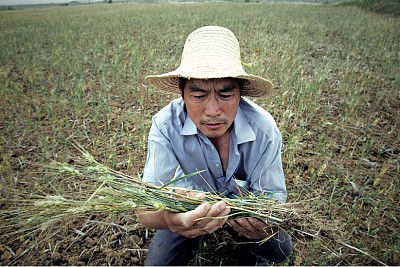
[144,229,292,266]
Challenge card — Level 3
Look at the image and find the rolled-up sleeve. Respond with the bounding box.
[249,133,287,203]
[142,120,179,186]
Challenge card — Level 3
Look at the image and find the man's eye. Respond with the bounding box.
[193,94,206,99]
[219,94,233,100]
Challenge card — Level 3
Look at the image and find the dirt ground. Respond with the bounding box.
[0,213,264,266]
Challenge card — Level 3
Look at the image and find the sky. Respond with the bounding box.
[0,0,95,5]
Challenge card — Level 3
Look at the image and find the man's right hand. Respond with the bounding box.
[163,200,231,238]
[137,188,231,237]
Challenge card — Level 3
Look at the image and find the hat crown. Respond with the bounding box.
[178,26,245,77]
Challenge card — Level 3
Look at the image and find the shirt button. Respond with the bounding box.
[216,164,219,167]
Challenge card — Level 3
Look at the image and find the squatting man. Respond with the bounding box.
[137,26,293,265]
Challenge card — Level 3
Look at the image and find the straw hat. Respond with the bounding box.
[145,26,274,98]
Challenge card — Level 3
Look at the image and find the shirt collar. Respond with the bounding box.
[180,114,198,135]
[234,105,256,144]
[180,104,256,144]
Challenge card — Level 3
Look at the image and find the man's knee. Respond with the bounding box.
[144,230,201,266]
[247,230,293,263]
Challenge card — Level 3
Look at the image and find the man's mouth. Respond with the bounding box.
[201,120,226,130]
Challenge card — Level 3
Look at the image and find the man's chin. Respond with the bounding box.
[200,129,227,139]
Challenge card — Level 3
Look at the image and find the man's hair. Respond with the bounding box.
[179,77,187,94]
[179,77,244,98]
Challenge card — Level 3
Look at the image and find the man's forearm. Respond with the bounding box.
[137,210,168,229]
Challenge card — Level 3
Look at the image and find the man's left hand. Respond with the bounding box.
[228,217,273,240]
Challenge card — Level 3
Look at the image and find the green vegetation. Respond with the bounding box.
[341,0,400,16]
[0,2,399,266]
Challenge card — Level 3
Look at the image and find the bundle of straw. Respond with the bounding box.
[23,144,305,232]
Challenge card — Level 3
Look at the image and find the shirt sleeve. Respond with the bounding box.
[249,133,287,203]
[142,119,198,189]
[142,120,179,186]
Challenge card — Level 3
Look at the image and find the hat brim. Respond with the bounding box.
[145,71,274,98]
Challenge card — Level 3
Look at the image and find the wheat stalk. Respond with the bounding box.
[28,149,300,230]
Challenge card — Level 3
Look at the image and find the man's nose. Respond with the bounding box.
[204,96,222,117]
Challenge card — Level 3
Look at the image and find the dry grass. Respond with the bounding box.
[0,2,398,265]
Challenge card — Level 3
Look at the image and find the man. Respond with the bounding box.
[138,26,292,265]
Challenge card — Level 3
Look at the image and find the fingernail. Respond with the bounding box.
[218,202,226,212]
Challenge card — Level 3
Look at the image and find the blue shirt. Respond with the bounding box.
[142,97,287,203]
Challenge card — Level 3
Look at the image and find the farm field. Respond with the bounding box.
[0,2,399,265]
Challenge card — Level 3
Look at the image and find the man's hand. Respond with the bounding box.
[228,217,273,240]
[164,189,231,238]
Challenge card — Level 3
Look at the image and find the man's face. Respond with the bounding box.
[182,78,241,139]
